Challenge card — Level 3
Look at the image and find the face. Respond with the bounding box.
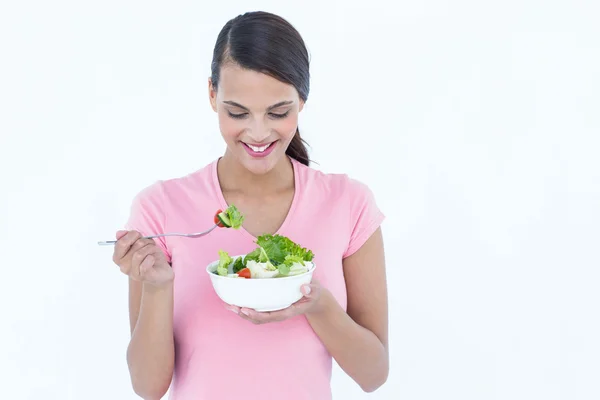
[209,64,304,175]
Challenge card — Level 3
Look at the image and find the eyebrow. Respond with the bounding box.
[223,100,294,111]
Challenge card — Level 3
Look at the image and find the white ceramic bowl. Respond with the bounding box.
[206,255,316,312]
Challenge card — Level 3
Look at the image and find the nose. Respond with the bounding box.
[246,121,271,143]
[246,132,270,143]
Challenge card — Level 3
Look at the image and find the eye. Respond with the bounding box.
[269,111,290,119]
[227,111,248,119]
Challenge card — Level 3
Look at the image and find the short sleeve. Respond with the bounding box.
[124,181,172,263]
[343,179,386,259]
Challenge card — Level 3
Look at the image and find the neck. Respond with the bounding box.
[217,151,294,195]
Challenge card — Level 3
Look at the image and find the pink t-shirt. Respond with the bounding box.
[125,157,385,400]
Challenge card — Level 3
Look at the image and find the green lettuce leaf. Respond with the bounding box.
[288,263,308,276]
[232,256,244,273]
[283,254,305,267]
[258,247,270,263]
[277,263,290,276]
[264,260,277,271]
[238,234,313,277]
[280,255,309,276]
[243,248,261,267]
[224,205,244,229]
[256,234,314,265]
[217,250,232,276]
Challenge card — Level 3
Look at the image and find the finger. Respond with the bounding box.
[123,244,155,280]
[241,308,293,323]
[131,244,157,272]
[139,254,155,278]
[237,309,262,324]
[115,239,156,274]
[116,230,128,240]
[301,285,312,296]
[149,242,167,259]
[113,231,142,261]
[223,304,240,314]
[118,240,155,275]
[131,238,155,252]
[301,283,321,299]
[292,297,312,306]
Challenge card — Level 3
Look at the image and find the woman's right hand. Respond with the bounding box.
[112,230,174,287]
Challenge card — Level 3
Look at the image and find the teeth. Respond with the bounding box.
[248,143,270,152]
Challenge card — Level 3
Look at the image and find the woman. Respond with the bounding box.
[112,11,388,400]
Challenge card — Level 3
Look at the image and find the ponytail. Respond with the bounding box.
[286,128,310,166]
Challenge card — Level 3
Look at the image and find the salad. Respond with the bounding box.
[214,234,314,279]
[214,205,244,229]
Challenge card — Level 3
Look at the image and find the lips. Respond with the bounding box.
[241,140,277,158]
[245,143,272,153]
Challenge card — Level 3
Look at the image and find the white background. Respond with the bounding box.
[1,0,599,399]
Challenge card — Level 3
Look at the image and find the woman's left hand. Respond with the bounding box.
[224,280,327,324]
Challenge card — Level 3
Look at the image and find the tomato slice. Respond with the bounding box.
[214,210,224,226]
[237,268,251,279]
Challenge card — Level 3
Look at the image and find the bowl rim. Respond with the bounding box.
[205,254,316,280]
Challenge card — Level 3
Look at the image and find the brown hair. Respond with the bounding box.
[210,11,311,166]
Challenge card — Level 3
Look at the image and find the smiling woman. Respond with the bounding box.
[110,10,388,400]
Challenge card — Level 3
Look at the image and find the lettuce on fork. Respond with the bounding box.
[215,234,314,278]
[215,205,245,229]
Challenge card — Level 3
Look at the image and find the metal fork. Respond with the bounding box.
[97,224,218,246]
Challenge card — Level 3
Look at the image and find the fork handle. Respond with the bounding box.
[97,240,118,246]
[98,235,158,246]
[97,226,217,246]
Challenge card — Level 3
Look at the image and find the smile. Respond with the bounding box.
[246,143,272,152]
[242,141,278,158]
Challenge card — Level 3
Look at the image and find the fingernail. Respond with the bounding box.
[225,306,238,314]
[241,309,250,316]
[302,285,311,295]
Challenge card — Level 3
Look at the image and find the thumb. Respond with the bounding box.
[301,283,320,298]
[116,230,128,240]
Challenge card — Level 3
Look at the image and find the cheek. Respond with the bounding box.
[218,112,245,140]
[274,114,299,139]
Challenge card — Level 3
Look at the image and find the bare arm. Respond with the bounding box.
[306,227,388,392]
[126,278,175,400]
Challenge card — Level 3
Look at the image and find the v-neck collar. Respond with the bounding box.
[210,156,300,241]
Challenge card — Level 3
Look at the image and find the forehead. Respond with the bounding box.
[217,64,298,106]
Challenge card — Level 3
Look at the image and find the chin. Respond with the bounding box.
[237,150,286,175]
[240,156,279,175]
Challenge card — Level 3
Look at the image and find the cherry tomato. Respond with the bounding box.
[237,268,251,279]
[214,210,224,227]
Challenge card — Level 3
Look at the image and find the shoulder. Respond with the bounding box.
[295,162,384,258]
[296,161,376,202]
[132,160,216,208]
